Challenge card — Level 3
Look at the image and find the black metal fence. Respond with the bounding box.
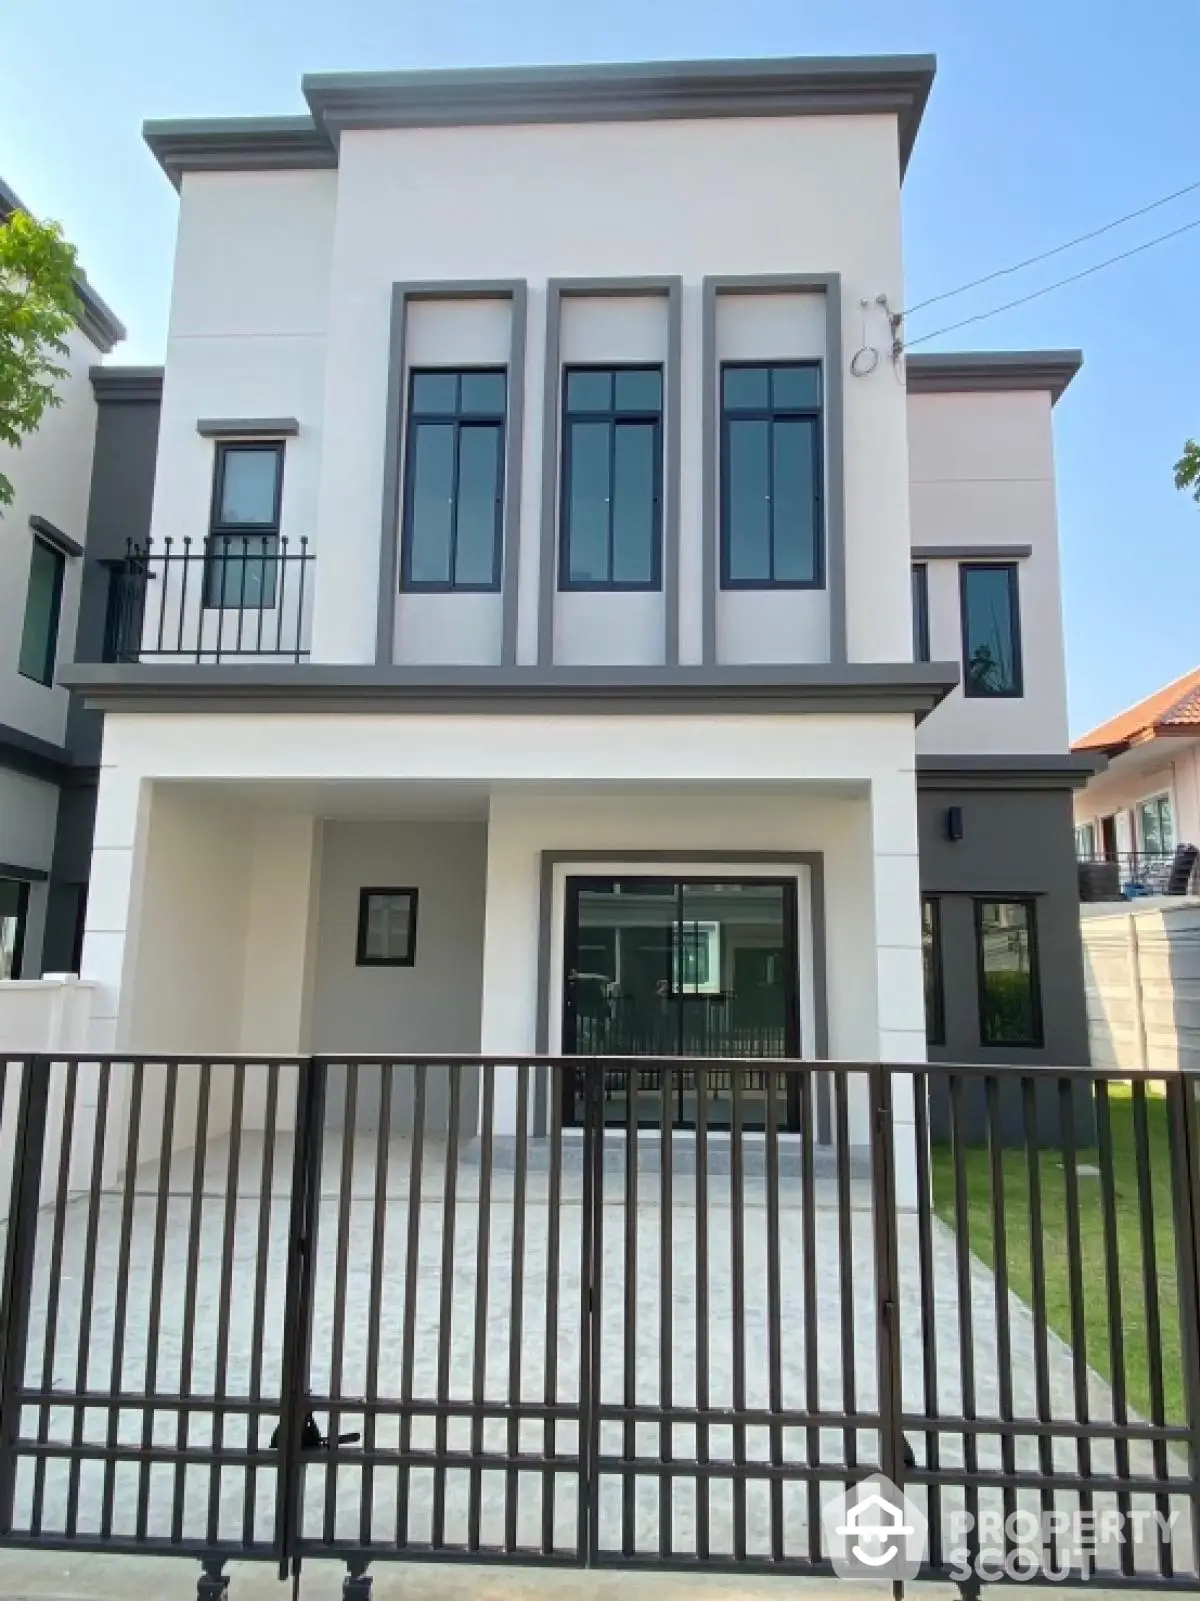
[102,538,314,663]
[0,1054,1197,1598]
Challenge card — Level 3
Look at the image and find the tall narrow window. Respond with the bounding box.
[921,896,944,1045]
[402,369,506,591]
[0,879,29,979]
[205,441,284,608]
[961,562,1022,697]
[18,536,65,685]
[1137,794,1174,857]
[560,367,662,589]
[721,363,823,588]
[912,563,930,662]
[976,899,1042,1047]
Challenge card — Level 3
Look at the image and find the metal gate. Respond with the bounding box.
[0,1053,1197,1597]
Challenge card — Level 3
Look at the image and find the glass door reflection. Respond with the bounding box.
[562,876,800,1128]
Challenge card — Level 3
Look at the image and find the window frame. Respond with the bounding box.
[1136,792,1174,856]
[912,562,930,663]
[204,439,286,610]
[960,561,1024,699]
[1074,821,1097,860]
[719,360,825,592]
[400,368,507,595]
[558,364,664,593]
[18,534,66,687]
[355,886,419,968]
[921,894,945,1046]
[974,896,1044,1049]
[0,878,30,980]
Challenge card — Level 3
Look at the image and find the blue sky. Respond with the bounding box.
[3,0,1197,736]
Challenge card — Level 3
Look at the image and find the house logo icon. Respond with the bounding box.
[823,1472,926,1581]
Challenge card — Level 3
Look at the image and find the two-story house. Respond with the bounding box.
[60,55,1096,1142]
[0,177,138,981]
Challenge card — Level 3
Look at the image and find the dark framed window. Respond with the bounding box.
[975,898,1042,1047]
[205,441,285,609]
[961,562,1022,697]
[18,536,65,685]
[560,366,663,590]
[921,895,944,1046]
[912,563,930,662]
[0,878,29,980]
[402,369,506,592]
[720,362,823,589]
[356,887,419,967]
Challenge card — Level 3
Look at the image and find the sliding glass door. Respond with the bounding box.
[562,875,801,1127]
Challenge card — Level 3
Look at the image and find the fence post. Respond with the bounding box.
[0,1058,51,1532]
[869,1064,905,1494]
[273,1057,326,1583]
[1167,1074,1200,1574]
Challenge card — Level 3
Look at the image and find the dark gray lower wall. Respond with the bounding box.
[42,776,98,973]
[918,783,1091,1143]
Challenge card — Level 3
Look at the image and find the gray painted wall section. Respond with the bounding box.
[700,275,845,665]
[918,785,1090,1069]
[376,281,528,667]
[538,278,683,666]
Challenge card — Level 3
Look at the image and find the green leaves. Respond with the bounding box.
[1175,439,1200,504]
[0,208,81,507]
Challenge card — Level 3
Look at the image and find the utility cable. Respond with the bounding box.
[904,176,1200,316]
[903,214,1200,347]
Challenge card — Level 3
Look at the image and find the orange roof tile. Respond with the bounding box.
[1073,665,1200,754]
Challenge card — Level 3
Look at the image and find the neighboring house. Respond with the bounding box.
[1073,665,1200,891]
[57,54,1095,1110]
[0,178,146,980]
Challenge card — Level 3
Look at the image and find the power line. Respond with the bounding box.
[904,176,1200,317]
[903,215,1200,347]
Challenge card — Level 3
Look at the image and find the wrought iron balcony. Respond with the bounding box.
[102,536,314,663]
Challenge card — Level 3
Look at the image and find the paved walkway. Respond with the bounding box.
[4,1132,1192,1584]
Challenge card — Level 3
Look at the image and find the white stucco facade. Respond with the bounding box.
[61,55,1087,1130]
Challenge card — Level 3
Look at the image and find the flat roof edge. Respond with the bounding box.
[906,350,1084,403]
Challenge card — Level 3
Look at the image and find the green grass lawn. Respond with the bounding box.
[930,1085,1187,1424]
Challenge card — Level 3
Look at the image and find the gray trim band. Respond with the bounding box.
[912,544,1033,561]
[90,366,164,404]
[305,56,934,169]
[59,660,958,719]
[0,861,49,884]
[145,56,937,189]
[538,277,683,667]
[29,517,84,559]
[376,281,528,666]
[196,417,300,438]
[0,722,71,785]
[906,350,1083,405]
[143,116,338,190]
[534,848,829,1056]
[701,274,844,665]
[917,753,1103,791]
[0,179,125,353]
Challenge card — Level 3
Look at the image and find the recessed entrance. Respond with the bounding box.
[561,874,801,1127]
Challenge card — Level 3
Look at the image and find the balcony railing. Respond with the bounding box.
[1077,844,1199,901]
[102,536,314,663]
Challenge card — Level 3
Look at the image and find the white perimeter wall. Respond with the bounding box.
[910,389,1070,756]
